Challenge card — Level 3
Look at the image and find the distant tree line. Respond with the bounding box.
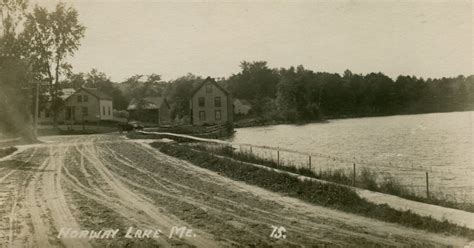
[225,61,474,123]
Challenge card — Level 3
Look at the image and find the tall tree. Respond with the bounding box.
[20,2,85,127]
[167,73,202,121]
[81,69,128,110]
[227,61,279,100]
[0,52,34,139]
[0,0,34,139]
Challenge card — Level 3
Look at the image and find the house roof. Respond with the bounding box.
[79,87,113,100]
[127,96,169,110]
[190,77,230,97]
[64,87,112,101]
[60,88,76,100]
[234,98,251,106]
[42,88,75,101]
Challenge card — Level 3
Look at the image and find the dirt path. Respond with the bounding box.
[0,134,471,247]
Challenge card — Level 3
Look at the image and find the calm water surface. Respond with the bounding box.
[228,111,474,202]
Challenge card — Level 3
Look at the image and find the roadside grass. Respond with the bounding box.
[38,124,118,136]
[127,132,199,143]
[190,143,474,213]
[0,147,17,159]
[150,142,474,238]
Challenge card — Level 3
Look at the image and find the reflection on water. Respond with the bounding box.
[228,111,474,202]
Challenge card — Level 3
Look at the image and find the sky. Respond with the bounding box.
[34,0,473,82]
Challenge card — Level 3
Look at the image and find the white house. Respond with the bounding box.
[38,87,113,124]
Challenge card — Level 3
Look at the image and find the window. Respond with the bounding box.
[214,97,221,107]
[82,107,88,117]
[108,106,111,116]
[206,84,212,93]
[77,95,82,102]
[83,95,88,102]
[198,97,205,107]
[103,106,105,115]
[215,110,221,120]
[45,110,50,118]
[199,111,206,121]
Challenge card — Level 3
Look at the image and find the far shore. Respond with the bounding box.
[234,109,474,128]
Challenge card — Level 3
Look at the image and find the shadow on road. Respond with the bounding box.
[0,160,53,172]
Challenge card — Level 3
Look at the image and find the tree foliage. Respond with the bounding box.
[0,53,33,139]
[166,73,203,120]
[227,61,279,100]
[224,62,474,123]
[20,2,85,125]
[0,0,32,138]
[0,0,28,50]
[63,69,128,110]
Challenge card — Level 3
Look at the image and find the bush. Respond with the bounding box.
[358,167,378,190]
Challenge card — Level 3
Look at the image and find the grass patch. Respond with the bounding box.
[37,124,118,136]
[151,142,474,238]
[0,146,17,158]
[127,132,199,143]
[190,143,474,213]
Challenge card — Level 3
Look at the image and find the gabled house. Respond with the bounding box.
[63,87,113,123]
[233,99,252,115]
[190,77,233,126]
[127,97,171,125]
[38,87,113,124]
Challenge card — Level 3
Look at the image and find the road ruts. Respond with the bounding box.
[0,147,38,248]
[0,134,471,247]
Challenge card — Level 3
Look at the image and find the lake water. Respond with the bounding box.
[228,111,474,202]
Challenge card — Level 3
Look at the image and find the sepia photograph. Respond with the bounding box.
[0,0,473,247]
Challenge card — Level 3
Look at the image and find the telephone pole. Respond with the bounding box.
[32,81,48,139]
[34,81,40,138]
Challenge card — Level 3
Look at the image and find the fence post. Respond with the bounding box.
[352,163,356,187]
[277,149,280,166]
[426,172,430,199]
[308,155,312,170]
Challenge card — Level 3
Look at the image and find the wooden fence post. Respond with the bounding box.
[308,155,312,170]
[277,150,280,166]
[352,163,356,187]
[426,172,430,199]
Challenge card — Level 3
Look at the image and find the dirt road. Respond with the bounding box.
[0,134,470,247]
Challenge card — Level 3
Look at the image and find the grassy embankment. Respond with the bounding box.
[148,141,474,238]
[188,143,474,213]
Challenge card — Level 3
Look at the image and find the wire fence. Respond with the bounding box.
[233,144,473,203]
[139,131,473,203]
